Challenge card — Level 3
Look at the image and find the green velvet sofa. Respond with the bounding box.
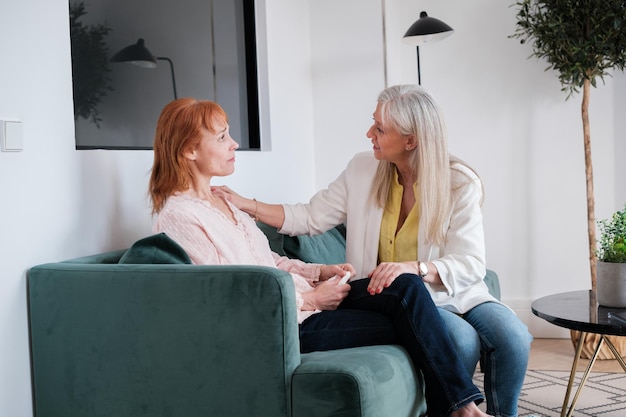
[28,224,500,417]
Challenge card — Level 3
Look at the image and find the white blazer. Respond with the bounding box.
[281,151,499,314]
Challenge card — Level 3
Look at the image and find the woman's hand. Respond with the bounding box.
[319,263,356,282]
[367,261,420,295]
[302,279,350,311]
[213,185,286,228]
[212,185,253,212]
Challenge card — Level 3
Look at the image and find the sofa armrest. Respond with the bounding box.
[28,263,300,417]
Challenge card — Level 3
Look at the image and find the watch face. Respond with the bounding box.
[419,262,428,276]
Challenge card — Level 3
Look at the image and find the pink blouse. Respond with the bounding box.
[153,192,322,323]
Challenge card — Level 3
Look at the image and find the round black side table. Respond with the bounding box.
[532,290,626,417]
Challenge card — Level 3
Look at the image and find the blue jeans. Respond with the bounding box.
[299,274,484,417]
[438,302,533,417]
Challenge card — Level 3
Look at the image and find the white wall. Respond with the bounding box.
[1,1,625,416]
[309,0,385,185]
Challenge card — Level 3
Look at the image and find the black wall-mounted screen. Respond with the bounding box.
[70,0,260,150]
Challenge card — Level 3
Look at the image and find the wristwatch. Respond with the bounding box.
[417,261,429,279]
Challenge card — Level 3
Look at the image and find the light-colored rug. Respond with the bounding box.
[473,370,626,417]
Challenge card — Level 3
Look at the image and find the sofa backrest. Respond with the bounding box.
[58,225,499,301]
[257,222,347,265]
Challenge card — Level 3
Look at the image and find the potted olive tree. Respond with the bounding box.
[597,203,626,307]
[510,1,626,297]
[510,0,626,358]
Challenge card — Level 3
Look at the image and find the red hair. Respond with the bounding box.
[149,98,228,213]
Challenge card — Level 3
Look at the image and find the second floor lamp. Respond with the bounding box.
[402,11,454,85]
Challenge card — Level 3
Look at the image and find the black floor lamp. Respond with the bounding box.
[110,38,178,99]
[402,11,454,85]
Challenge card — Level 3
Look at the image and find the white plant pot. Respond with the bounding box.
[597,261,626,307]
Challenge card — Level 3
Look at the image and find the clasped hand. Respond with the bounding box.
[304,263,354,311]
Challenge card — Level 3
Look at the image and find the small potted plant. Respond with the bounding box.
[597,202,626,307]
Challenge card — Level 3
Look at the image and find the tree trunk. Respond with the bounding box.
[581,77,597,295]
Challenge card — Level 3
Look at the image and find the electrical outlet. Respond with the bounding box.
[0,120,23,152]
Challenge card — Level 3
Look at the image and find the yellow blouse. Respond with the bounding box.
[378,169,419,263]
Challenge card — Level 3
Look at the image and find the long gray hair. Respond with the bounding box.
[371,84,480,245]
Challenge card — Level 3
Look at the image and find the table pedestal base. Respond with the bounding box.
[561,332,626,417]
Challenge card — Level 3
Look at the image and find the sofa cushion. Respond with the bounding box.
[256,222,287,256]
[118,233,192,264]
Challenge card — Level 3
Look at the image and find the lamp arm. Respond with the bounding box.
[157,57,178,99]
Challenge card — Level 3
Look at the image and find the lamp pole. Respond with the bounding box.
[157,57,178,99]
[416,46,421,85]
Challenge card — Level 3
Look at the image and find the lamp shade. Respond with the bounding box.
[110,38,157,68]
[402,11,454,46]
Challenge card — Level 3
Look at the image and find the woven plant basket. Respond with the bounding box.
[570,331,626,360]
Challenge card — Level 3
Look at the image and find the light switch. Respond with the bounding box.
[1,120,23,152]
